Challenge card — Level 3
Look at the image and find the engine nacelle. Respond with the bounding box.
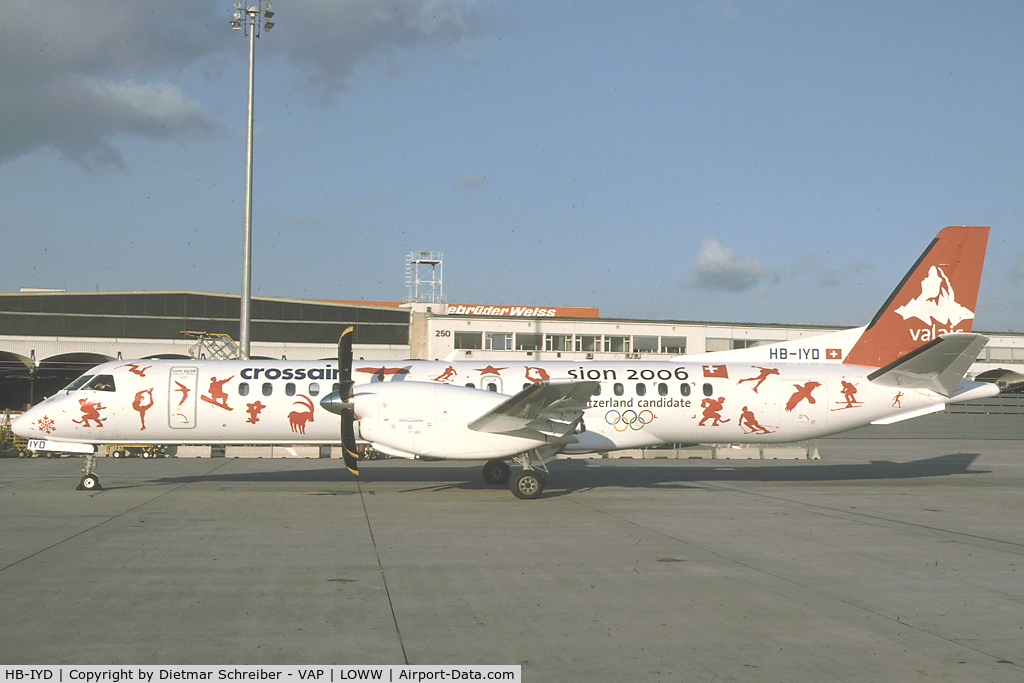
[353,382,550,460]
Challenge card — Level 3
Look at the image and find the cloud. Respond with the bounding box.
[688,237,771,292]
[1010,249,1024,281]
[453,173,488,188]
[0,0,477,168]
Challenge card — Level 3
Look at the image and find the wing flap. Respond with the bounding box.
[468,379,599,443]
[867,332,990,397]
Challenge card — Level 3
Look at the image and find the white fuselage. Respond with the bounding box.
[12,357,998,458]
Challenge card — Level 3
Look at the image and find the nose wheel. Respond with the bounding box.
[76,453,103,491]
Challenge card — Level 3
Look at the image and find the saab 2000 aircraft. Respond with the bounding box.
[13,226,1000,499]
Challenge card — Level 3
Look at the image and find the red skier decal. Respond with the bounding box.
[132,388,154,430]
[739,406,775,435]
[201,376,234,411]
[431,366,458,382]
[72,398,105,427]
[246,401,266,425]
[288,395,315,434]
[785,382,821,412]
[736,367,779,393]
[698,397,730,426]
[832,380,863,411]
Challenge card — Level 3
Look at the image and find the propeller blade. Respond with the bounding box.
[338,327,359,475]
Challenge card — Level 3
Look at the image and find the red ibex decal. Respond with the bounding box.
[288,395,315,434]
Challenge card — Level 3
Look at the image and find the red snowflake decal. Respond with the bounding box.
[38,415,56,435]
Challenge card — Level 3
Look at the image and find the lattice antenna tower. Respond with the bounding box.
[406,250,444,304]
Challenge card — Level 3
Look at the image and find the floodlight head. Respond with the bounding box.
[233,10,242,19]
[234,1,242,8]
[264,21,274,31]
[264,10,274,18]
[230,20,242,29]
[264,1,272,10]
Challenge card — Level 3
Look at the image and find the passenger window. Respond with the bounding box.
[262,383,273,397]
[680,383,691,396]
[465,382,476,388]
[614,383,624,396]
[285,382,296,397]
[636,383,646,396]
[486,382,497,392]
[592,384,601,397]
[658,383,668,396]
[703,383,713,397]
[239,382,249,397]
[308,382,320,396]
[86,375,116,392]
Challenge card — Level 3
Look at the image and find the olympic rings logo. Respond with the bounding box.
[605,409,655,432]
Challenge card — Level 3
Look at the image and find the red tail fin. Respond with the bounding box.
[844,226,989,368]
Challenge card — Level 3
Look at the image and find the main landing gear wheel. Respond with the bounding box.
[482,459,512,485]
[77,474,102,491]
[510,470,545,500]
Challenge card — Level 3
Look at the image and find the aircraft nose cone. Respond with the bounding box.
[10,410,37,438]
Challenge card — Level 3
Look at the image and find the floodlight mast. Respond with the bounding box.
[229,2,275,358]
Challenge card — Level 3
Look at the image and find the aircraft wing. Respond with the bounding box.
[867,332,990,397]
[468,379,600,443]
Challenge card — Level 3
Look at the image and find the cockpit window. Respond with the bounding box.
[64,375,94,392]
[85,375,116,392]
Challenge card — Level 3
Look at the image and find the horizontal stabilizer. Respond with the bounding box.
[468,379,599,443]
[867,332,989,397]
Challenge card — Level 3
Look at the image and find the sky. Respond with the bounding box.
[2,0,1024,333]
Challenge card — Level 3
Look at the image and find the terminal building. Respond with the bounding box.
[2,288,1023,414]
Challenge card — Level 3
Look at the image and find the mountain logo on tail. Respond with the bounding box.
[895,265,974,341]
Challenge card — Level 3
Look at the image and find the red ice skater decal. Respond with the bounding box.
[72,398,105,427]
[785,382,821,413]
[246,401,266,425]
[892,392,904,408]
[119,363,152,377]
[698,397,730,426]
[739,406,775,435]
[288,395,315,434]
[201,376,234,411]
[431,366,457,382]
[525,366,550,383]
[132,388,154,430]
[832,381,863,411]
[736,367,779,393]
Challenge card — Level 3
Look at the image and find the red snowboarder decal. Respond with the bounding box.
[201,376,234,411]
